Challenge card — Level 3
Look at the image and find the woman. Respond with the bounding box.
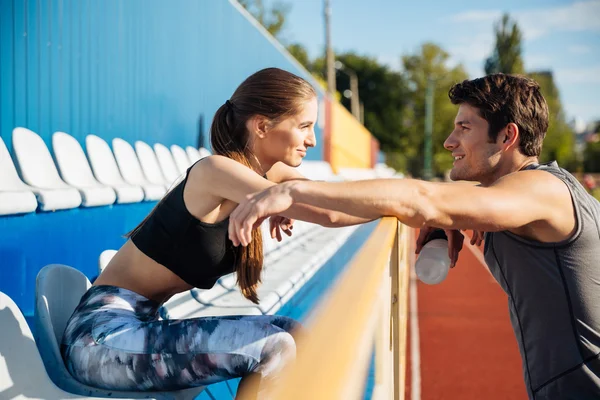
[61,67,370,398]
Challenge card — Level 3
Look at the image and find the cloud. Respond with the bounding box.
[518,1,600,40]
[555,65,600,84]
[525,54,555,70]
[568,45,592,54]
[449,10,502,23]
[444,1,600,77]
[447,37,496,63]
[444,2,600,122]
[564,101,600,121]
[445,35,495,77]
[448,1,600,41]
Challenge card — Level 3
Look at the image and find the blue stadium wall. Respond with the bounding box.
[0,0,326,317]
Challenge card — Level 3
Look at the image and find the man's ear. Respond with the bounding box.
[501,123,519,149]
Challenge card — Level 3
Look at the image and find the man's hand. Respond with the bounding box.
[470,230,485,247]
[269,215,294,242]
[416,227,486,268]
[416,227,465,268]
[229,182,295,247]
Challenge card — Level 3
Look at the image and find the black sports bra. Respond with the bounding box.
[131,163,237,289]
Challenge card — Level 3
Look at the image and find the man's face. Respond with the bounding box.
[444,104,502,183]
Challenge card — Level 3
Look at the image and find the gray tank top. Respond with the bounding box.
[484,161,600,400]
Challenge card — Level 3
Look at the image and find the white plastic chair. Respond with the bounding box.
[262,223,277,255]
[52,132,117,207]
[134,140,169,189]
[34,265,204,399]
[12,127,82,211]
[98,249,118,274]
[153,143,180,186]
[185,146,202,163]
[337,167,378,181]
[198,147,212,159]
[112,138,166,200]
[159,291,209,320]
[0,291,110,399]
[0,136,37,215]
[85,135,145,204]
[296,160,341,181]
[170,145,192,174]
[374,163,400,178]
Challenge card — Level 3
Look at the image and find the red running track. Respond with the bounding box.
[406,231,528,400]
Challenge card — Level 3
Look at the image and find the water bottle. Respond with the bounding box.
[415,229,451,285]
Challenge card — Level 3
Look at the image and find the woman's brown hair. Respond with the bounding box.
[211,67,316,303]
[128,67,316,304]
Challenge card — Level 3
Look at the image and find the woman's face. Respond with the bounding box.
[256,96,318,168]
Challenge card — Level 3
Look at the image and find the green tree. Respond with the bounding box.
[401,43,469,177]
[485,13,525,75]
[529,71,577,170]
[584,141,600,172]
[286,43,312,70]
[583,122,600,172]
[238,0,290,39]
[313,53,411,163]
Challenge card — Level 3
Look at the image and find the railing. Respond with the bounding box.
[240,217,411,399]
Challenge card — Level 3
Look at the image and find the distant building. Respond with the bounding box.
[571,118,600,156]
[572,117,587,135]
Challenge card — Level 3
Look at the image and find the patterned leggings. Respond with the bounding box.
[61,285,300,396]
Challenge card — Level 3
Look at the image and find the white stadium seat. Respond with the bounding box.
[12,127,82,212]
[134,141,169,189]
[0,136,38,215]
[185,146,202,163]
[112,138,166,201]
[34,265,204,399]
[98,249,118,273]
[85,135,145,204]
[153,143,181,186]
[170,144,192,174]
[0,291,110,399]
[198,147,212,158]
[52,132,117,207]
[296,160,342,181]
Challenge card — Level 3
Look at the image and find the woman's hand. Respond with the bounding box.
[229,182,296,247]
[269,215,294,242]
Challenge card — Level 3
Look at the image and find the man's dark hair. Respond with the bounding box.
[449,73,549,157]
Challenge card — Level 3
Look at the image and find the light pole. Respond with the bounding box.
[334,61,360,121]
[324,0,336,96]
[359,101,364,124]
[423,77,435,180]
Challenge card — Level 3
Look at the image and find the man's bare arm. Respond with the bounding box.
[289,170,571,232]
[229,169,574,247]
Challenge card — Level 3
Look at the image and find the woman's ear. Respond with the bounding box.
[246,115,270,139]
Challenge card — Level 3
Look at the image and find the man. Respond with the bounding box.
[229,73,600,399]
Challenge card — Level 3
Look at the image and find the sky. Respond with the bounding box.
[263,0,600,128]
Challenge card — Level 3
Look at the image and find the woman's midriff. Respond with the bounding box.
[93,239,193,304]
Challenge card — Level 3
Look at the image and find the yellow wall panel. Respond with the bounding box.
[330,101,373,172]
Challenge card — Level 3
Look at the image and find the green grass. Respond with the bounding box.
[593,189,600,201]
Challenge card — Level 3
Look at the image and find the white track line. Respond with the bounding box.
[409,231,421,400]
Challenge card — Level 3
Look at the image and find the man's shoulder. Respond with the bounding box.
[493,168,566,192]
